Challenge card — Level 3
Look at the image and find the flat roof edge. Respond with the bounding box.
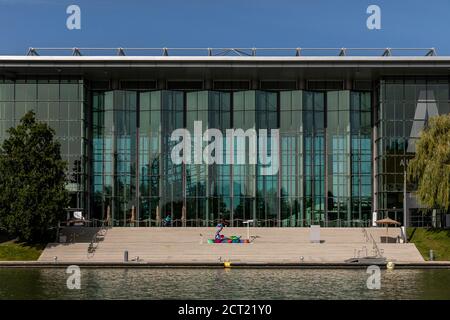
[2,56,450,62]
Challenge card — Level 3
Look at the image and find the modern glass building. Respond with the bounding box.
[1,48,449,227]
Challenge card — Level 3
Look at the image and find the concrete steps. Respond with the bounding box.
[39,227,423,263]
[93,227,401,243]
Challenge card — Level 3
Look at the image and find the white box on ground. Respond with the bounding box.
[310,225,321,243]
[74,211,83,219]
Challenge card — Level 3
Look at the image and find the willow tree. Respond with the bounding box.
[407,114,450,212]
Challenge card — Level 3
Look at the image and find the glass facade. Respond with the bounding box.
[92,91,137,226]
[376,77,450,225]
[2,73,449,227]
[89,88,373,227]
[186,91,231,226]
[0,78,87,212]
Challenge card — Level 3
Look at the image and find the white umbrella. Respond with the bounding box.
[376,217,401,243]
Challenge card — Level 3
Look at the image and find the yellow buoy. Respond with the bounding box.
[224,262,232,268]
[386,261,395,270]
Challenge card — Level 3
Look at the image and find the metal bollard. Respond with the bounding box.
[124,250,128,262]
[429,249,434,261]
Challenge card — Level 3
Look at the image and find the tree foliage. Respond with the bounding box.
[408,114,450,212]
[0,111,69,242]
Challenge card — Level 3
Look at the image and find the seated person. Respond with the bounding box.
[163,215,172,227]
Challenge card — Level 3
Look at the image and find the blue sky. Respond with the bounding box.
[0,0,449,55]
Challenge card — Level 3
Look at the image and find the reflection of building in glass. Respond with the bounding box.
[0,79,86,213]
[1,52,449,227]
[376,79,450,226]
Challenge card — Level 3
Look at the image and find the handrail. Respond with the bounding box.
[87,221,108,258]
[362,228,370,243]
[25,47,437,57]
[369,233,384,258]
[78,217,372,228]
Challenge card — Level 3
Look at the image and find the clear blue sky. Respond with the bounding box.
[0,0,449,55]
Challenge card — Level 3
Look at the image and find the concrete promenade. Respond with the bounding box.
[36,227,425,264]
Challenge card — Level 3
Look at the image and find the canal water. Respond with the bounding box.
[0,268,449,299]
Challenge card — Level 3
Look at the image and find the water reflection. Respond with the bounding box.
[0,268,449,300]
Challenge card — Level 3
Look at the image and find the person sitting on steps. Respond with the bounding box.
[163,215,172,227]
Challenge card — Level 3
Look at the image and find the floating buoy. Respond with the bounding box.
[387,261,395,270]
[224,261,232,268]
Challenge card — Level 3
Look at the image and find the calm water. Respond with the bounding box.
[0,268,450,300]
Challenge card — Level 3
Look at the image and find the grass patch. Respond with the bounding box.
[407,227,450,261]
[0,239,46,261]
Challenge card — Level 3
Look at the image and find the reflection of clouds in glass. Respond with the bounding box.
[407,90,439,153]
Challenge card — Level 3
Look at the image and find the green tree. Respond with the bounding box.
[0,111,69,242]
[407,114,450,212]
